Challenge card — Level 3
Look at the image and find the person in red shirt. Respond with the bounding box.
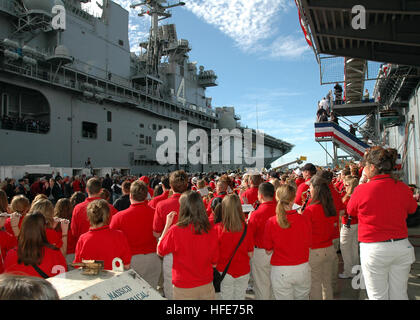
[339,175,360,279]
[71,178,118,245]
[149,177,170,209]
[72,176,82,193]
[110,181,161,289]
[206,180,228,216]
[153,170,188,300]
[4,195,30,238]
[139,176,154,199]
[294,163,317,206]
[54,198,77,269]
[74,199,131,271]
[157,191,219,300]
[317,170,345,292]
[347,147,418,300]
[214,194,253,300]
[240,174,262,208]
[263,184,312,300]
[4,212,67,278]
[29,199,68,256]
[0,215,17,274]
[302,175,337,300]
[247,182,277,300]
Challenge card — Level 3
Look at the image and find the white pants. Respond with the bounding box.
[271,263,311,300]
[163,253,173,300]
[340,224,359,277]
[250,248,274,300]
[220,273,250,300]
[360,239,415,300]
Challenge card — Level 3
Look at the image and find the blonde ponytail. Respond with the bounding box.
[275,184,296,229]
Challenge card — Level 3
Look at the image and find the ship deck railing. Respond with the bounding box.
[0,55,222,130]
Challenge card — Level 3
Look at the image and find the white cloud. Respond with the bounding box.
[185,0,308,59]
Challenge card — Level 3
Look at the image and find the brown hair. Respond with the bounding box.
[130,180,148,202]
[342,176,359,203]
[11,195,30,215]
[17,212,57,266]
[309,176,336,217]
[177,191,211,234]
[270,179,281,191]
[250,174,262,187]
[122,180,131,193]
[258,182,275,200]
[197,179,206,189]
[169,170,188,193]
[54,198,73,221]
[33,194,48,203]
[86,178,102,195]
[70,191,86,208]
[29,199,54,227]
[87,199,110,226]
[0,274,59,300]
[275,184,296,229]
[221,194,244,232]
[0,190,8,213]
[364,146,398,175]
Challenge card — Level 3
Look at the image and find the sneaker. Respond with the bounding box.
[338,273,351,279]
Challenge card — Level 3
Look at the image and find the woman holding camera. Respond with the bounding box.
[347,147,417,300]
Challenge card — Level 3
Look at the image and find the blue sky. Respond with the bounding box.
[83,0,378,168]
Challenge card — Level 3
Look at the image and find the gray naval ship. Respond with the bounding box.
[0,0,293,175]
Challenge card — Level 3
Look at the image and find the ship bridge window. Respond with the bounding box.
[0,82,50,134]
[107,111,112,122]
[82,122,97,139]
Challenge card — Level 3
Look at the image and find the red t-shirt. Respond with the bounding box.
[294,179,310,206]
[4,246,67,278]
[295,177,305,187]
[4,216,24,238]
[206,193,226,216]
[153,193,182,234]
[148,190,170,209]
[347,174,418,243]
[46,228,63,249]
[157,224,219,288]
[209,181,216,190]
[0,230,17,274]
[71,197,118,244]
[302,203,335,249]
[263,211,312,266]
[248,200,277,248]
[74,225,132,270]
[72,180,82,192]
[342,197,358,225]
[110,202,157,255]
[214,223,254,278]
[66,227,77,255]
[329,184,345,239]
[240,187,259,207]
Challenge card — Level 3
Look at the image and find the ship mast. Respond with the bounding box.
[130,0,185,76]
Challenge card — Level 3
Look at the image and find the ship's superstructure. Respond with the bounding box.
[0,0,293,175]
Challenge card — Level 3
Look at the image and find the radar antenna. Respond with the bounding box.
[130,1,185,76]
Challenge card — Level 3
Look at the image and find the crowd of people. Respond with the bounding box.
[0,116,49,134]
[0,145,418,300]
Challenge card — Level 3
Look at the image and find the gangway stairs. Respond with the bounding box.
[315,122,369,161]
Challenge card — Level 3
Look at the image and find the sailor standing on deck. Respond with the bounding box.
[347,147,417,300]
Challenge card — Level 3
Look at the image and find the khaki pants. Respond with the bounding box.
[220,273,250,300]
[250,248,274,300]
[271,263,311,300]
[340,224,359,277]
[130,252,162,289]
[309,245,335,300]
[330,238,339,294]
[173,282,215,300]
[163,254,173,300]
